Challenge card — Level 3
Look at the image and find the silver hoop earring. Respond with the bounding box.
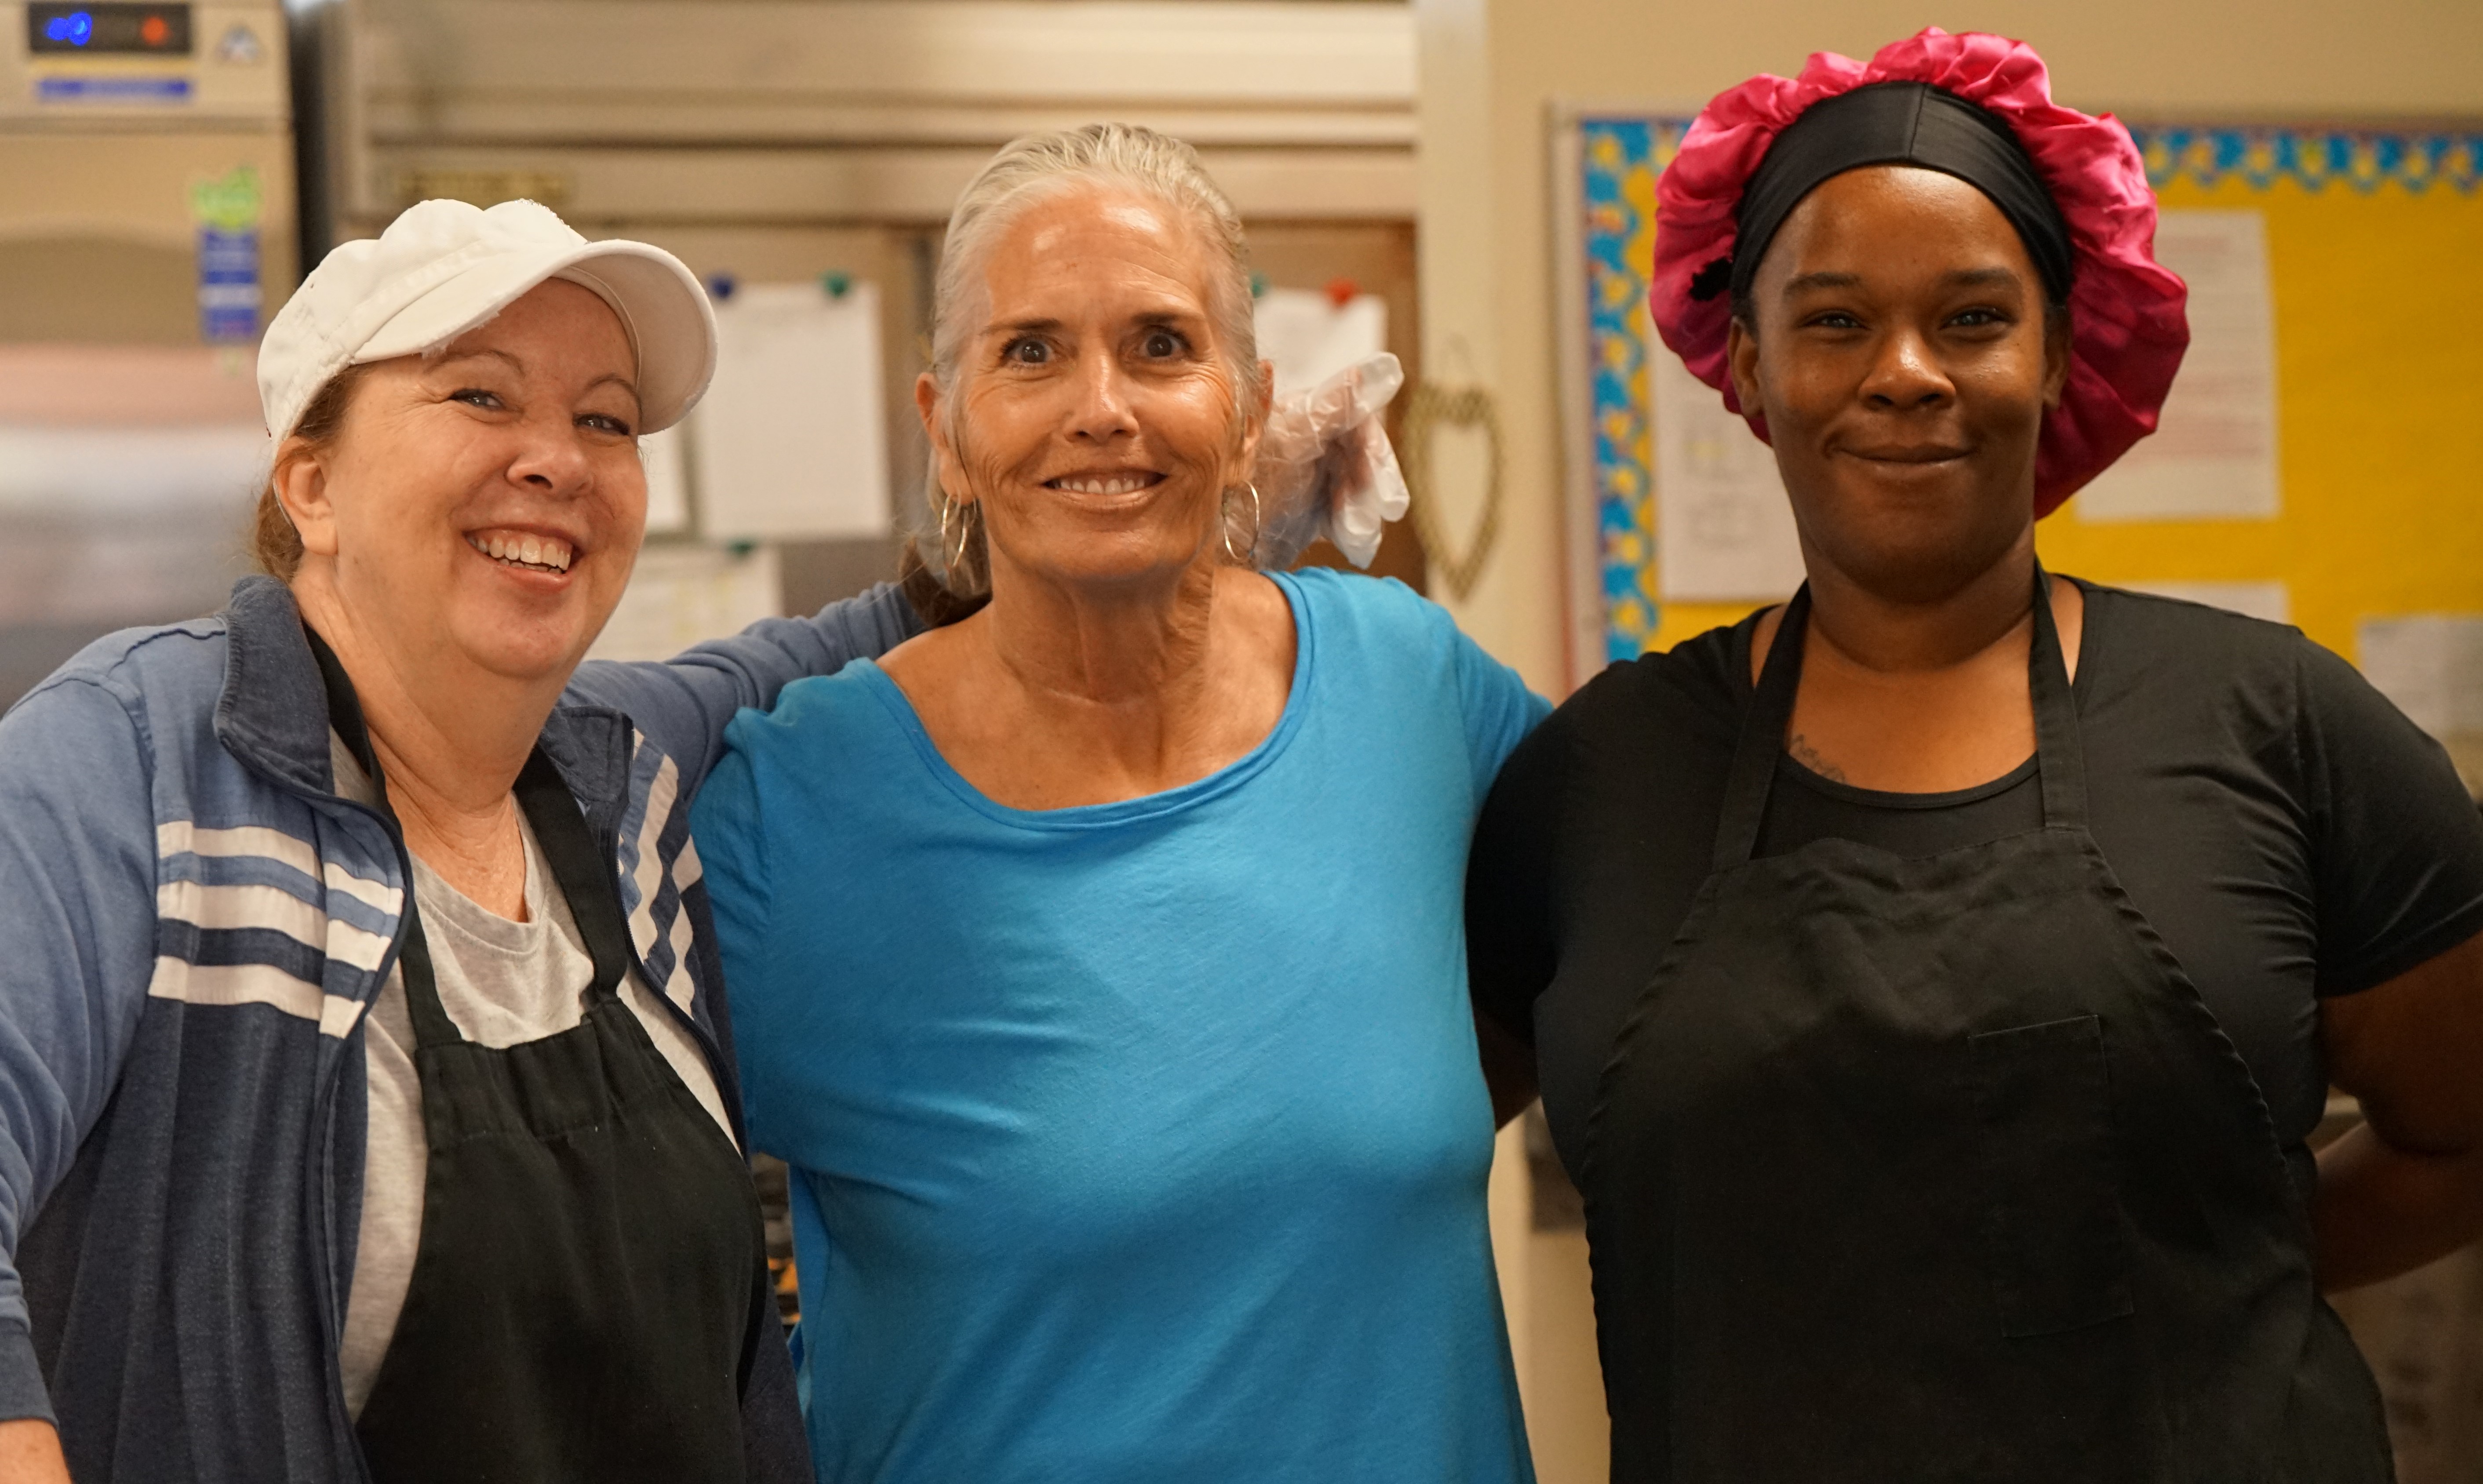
[1221,481,1262,566]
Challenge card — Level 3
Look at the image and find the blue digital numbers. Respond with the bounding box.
[44,11,95,44]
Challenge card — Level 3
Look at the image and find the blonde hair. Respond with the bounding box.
[903,123,1260,623]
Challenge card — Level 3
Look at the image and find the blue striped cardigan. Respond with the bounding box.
[0,575,917,1482]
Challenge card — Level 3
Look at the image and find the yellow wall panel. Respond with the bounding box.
[2039,172,2483,661]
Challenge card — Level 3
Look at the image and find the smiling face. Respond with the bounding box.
[1726,165,2070,603]
[920,184,1267,597]
[279,277,647,686]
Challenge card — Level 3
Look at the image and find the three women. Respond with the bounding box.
[6,31,2480,1484]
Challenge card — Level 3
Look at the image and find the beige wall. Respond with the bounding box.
[1427,6,2483,1478]
[1425,0,2483,695]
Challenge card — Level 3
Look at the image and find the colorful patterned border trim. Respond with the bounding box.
[2128,126,2483,195]
[1579,117,1686,662]
[1575,119,2483,662]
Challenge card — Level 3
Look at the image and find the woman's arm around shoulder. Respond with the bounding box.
[682,738,784,1138]
[0,678,165,1469]
[1319,571,1551,798]
[1448,627,1553,806]
[1285,571,1553,1118]
[1464,699,1585,1127]
[563,582,924,795]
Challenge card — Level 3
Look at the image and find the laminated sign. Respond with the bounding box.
[189,167,263,344]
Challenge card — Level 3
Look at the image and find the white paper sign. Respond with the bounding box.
[2123,580,2291,625]
[588,543,784,664]
[695,282,890,542]
[2356,615,2483,738]
[639,425,690,535]
[1653,351,1803,601]
[1253,289,1388,396]
[2076,210,2279,522]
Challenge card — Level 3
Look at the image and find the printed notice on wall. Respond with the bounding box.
[2076,210,2279,522]
[640,426,690,535]
[2356,615,2483,739]
[1653,349,1804,601]
[1254,288,1388,397]
[695,282,890,542]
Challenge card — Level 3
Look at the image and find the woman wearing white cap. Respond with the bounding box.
[0,196,1398,1484]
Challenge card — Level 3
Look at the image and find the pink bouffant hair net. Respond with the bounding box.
[1650,28,2191,515]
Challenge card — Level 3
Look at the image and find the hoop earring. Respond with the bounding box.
[1221,481,1262,566]
[939,490,975,576]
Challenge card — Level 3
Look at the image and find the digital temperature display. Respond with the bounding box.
[27,4,193,54]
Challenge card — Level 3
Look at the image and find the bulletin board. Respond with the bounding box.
[1558,115,2483,688]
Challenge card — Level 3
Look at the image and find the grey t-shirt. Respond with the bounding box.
[331,737,733,1415]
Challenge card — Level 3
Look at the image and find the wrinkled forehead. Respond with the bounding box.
[976,183,1229,320]
[1016,186,1178,250]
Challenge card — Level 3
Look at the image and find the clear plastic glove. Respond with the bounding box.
[1243,352,1410,571]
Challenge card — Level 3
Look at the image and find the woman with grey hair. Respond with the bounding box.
[692,124,1545,1482]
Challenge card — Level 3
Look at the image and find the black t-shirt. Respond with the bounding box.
[1469,582,2483,1197]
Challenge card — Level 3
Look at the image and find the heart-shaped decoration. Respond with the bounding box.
[1402,381,1504,600]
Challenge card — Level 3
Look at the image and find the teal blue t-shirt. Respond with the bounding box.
[692,569,1548,1484]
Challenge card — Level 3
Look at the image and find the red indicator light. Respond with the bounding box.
[29,2,193,55]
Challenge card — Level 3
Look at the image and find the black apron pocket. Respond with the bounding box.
[1969,1014,2134,1339]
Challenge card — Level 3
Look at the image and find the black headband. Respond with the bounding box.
[1691,82,2075,309]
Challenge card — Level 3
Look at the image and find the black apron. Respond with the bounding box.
[1581,574,2390,1483]
[319,651,767,1484]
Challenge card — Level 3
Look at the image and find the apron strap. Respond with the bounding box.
[304,626,459,1050]
[2025,564,2089,833]
[305,623,381,789]
[303,623,632,1052]
[1712,585,1814,872]
[512,751,638,1004]
[1710,566,2088,871]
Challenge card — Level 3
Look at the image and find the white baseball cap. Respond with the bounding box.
[258,197,715,441]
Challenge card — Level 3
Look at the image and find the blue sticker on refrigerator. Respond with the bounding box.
[189,166,263,342]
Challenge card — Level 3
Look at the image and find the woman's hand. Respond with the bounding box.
[0,1419,71,1483]
[2315,927,2483,1291]
[1245,353,1410,570]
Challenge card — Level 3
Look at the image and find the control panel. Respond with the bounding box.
[29,4,195,55]
[3,0,284,127]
